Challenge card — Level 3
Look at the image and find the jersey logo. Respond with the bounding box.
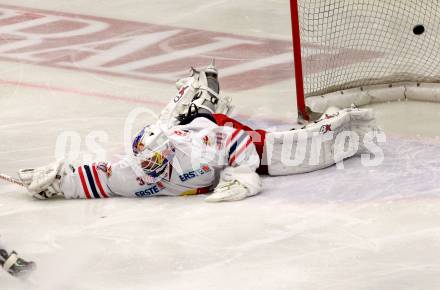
[319,124,332,134]
[174,130,189,136]
[135,181,165,197]
[323,112,340,119]
[179,165,211,182]
[202,135,211,146]
[174,85,189,103]
[96,162,112,177]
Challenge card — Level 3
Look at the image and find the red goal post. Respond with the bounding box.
[290,0,308,121]
[290,0,440,121]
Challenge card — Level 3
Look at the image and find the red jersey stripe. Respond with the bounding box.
[92,164,108,198]
[226,129,241,147]
[78,166,91,199]
[229,137,253,166]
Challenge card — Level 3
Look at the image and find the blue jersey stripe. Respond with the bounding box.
[228,132,247,158]
[228,141,238,158]
[84,165,100,198]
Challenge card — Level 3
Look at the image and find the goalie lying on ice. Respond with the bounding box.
[17,62,382,202]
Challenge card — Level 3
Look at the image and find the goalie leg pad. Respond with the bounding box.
[266,108,383,175]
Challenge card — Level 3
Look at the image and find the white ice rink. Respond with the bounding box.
[1,1,440,289]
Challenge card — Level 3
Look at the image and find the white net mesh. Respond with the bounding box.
[298,0,440,97]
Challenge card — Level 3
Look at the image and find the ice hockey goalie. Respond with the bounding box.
[16,62,381,202]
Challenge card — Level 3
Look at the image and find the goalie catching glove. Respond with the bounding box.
[17,159,66,199]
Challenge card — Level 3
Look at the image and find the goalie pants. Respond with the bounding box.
[213,114,268,174]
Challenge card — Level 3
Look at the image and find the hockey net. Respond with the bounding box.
[291,0,440,118]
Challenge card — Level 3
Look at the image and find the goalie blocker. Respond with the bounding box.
[213,106,383,175]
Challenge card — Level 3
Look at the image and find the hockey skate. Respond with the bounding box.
[0,249,36,278]
[158,60,232,127]
[177,60,232,124]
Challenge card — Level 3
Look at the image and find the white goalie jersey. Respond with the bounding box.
[59,117,261,200]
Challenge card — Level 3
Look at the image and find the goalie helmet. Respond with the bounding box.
[132,124,175,183]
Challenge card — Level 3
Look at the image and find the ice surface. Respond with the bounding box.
[0,1,440,289]
[1,137,440,290]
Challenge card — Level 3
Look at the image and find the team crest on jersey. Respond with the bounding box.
[202,135,212,146]
[96,162,112,177]
[319,124,332,134]
[179,165,211,182]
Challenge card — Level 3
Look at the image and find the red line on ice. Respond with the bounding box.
[0,78,292,124]
[0,78,165,108]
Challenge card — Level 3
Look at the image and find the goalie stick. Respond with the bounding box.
[0,172,56,200]
[0,173,24,187]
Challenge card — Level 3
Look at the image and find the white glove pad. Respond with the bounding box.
[206,166,262,202]
[18,159,64,198]
[205,180,249,202]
